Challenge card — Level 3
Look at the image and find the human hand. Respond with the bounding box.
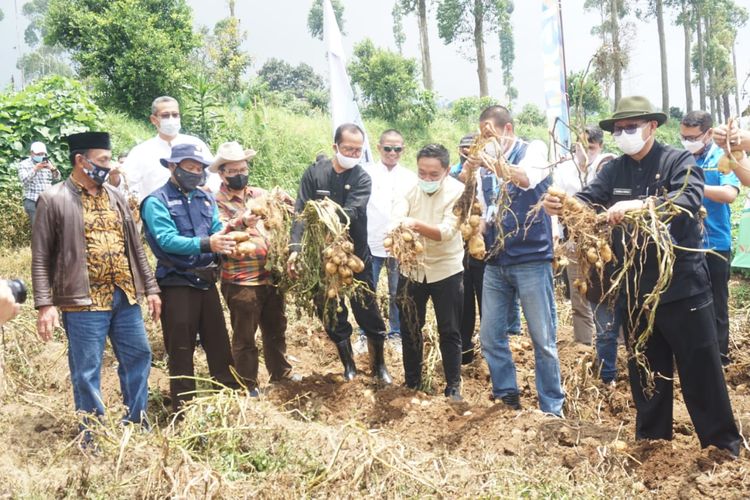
[209,232,237,255]
[287,251,299,279]
[542,193,563,216]
[37,305,60,342]
[607,199,645,224]
[714,124,750,152]
[147,294,161,322]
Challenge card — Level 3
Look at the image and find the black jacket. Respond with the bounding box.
[291,157,372,260]
[576,141,710,305]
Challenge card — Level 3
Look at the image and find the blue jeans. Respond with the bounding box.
[62,287,152,423]
[591,301,620,383]
[480,262,564,415]
[371,256,400,335]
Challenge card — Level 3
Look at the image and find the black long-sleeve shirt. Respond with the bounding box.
[576,141,710,305]
[291,157,372,260]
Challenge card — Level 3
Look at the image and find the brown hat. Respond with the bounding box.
[208,141,257,173]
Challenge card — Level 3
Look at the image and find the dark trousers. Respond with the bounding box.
[706,251,731,364]
[461,258,484,362]
[221,283,292,389]
[397,272,463,392]
[622,292,740,454]
[316,258,387,343]
[161,285,239,412]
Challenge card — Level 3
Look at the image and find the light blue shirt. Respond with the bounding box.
[695,142,740,251]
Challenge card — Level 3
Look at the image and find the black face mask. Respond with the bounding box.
[174,166,206,192]
[85,158,111,186]
[226,173,249,191]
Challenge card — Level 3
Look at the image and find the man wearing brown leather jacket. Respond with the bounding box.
[32,132,161,428]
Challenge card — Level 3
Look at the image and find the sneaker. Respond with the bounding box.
[352,334,368,355]
[445,386,463,402]
[388,334,403,354]
[500,392,521,410]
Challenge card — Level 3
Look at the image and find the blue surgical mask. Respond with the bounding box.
[419,178,442,194]
[32,155,46,164]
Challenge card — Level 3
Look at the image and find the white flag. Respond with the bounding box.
[323,0,372,162]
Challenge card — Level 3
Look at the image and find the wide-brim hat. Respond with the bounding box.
[160,143,210,168]
[599,96,668,133]
[208,141,256,173]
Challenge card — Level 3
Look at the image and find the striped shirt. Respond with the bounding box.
[16,157,61,202]
[215,184,271,286]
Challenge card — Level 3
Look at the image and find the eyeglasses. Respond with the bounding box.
[224,169,249,176]
[157,112,180,119]
[612,123,645,136]
[680,131,707,141]
[382,146,403,153]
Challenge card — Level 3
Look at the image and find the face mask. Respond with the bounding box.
[226,173,248,191]
[419,177,443,194]
[614,125,650,156]
[84,158,111,186]
[32,155,46,164]
[681,138,706,155]
[159,117,181,137]
[335,148,361,170]
[174,166,205,192]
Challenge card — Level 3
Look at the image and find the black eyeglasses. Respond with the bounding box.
[382,146,403,153]
[157,112,181,119]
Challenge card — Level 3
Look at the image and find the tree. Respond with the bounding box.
[16,0,72,82]
[257,59,325,100]
[516,103,546,127]
[307,0,345,40]
[207,3,251,98]
[348,39,435,127]
[497,2,515,102]
[666,0,694,112]
[567,70,607,117]
[636,0,669,112]
[584,0,632,105]
[436,0,513,97]
[45,0,199,117]
[392,1,406,54]
[398,1,434,91]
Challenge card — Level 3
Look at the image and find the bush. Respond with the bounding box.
[449,96,502,125]
[0,75,100,181]
[516,103,547,127]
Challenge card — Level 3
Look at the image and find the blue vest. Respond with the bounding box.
[486,140,554,267]
[143,181,217,285]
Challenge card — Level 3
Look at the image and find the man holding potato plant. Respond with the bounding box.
[543,96,741,455]
[210,141,296,396]
[392,143,466,402]
[288,123,392,385]
[141,143,241,412]
[474,105,564,416]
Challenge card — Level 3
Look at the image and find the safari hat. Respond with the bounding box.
[159,143,210,168]
[208,141,256,173]
[599,96,668,133]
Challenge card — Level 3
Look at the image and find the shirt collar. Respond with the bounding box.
[695,140,715,162]
[218,182,247,203]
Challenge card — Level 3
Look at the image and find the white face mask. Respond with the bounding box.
[681,139,705,155]
[614,125,650,156]
[483,136,513,161]
[159,117,181,137]
[335,148,361,170]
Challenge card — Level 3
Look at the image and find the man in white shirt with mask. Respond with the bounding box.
[123,96,221,201]
[355,129,416,354]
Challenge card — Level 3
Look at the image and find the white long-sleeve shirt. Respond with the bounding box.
[364,161,417,257]
[123,133,222,201]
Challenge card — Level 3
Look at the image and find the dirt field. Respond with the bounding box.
[1,247,749,498]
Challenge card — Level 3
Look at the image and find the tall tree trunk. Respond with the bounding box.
[682,3,693,112]
[732,43,740,117]
[228,0,235,17]
[611,0,622,104]
[417,0,433,91]
[722,93,731,122]
[696,11,706,110]
[704,15,716,121]
[474,0,488,97]
[656,0,668,112]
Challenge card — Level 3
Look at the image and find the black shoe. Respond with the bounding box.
[500,392,521,410]
[445,386,463,402]
[335,339,357,381]
[367,336,393,384]
[461,351,475,365]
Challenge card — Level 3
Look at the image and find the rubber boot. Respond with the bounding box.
[367,337,393,384]
[335,339,357,381]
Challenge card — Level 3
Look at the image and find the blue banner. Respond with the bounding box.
[541,0,570,157]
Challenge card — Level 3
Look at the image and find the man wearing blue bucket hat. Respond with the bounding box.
[141,143,242,412]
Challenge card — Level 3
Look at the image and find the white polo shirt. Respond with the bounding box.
[364,161,417,258]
